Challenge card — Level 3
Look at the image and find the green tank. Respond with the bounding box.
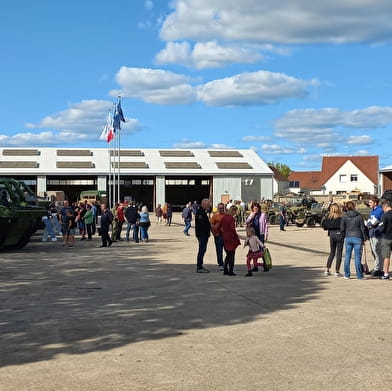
[0,177,47,250]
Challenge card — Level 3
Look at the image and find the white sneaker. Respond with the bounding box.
[324,271,330,276]
[51,237,58,242]
[344,276,350,280]
[335,272,342,277]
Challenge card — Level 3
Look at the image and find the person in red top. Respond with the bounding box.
[210,202,226,270]
[116,202,125,241]
[218,205,241,276]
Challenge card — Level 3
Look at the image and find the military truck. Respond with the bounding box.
[0,177,47,250]
[294,202,327,227]
[79,190,107,204]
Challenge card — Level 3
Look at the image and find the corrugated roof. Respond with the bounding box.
[0,147,273,177]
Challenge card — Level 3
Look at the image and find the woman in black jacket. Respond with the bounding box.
[322,203,344,276]
[340,201,368,280]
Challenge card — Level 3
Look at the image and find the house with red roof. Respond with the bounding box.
[288,156,379,196]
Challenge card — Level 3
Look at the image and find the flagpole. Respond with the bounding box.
[108,140,111,208]
[117,96,121,203]
[111,102,117,208]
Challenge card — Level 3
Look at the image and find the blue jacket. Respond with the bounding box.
[367,205,384,238]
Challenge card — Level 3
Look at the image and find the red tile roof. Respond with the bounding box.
[288,171,321,190]
[320,156,378,185]
[268,165,289,181]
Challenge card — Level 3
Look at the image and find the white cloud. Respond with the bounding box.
[357,149,370,155]
[0,131,89,147]
[242,135,270,142]
[161,0,392,44]
[17,99,140,146]
[274,106,392,146]
[172,139,232,149]
[111,66,196,104]
[260,144,306,155]
[173,139,207,148]
[347,135,373,145]
[112,67,315,107]
[155,40,262,69]
[197,70,313,106]
[26,100,113,132]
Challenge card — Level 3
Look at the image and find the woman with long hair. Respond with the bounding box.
[340,201,368,280]
[245,202,268,244]
[321,203,344,276]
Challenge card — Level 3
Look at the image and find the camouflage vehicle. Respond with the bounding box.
[17,180,51,209]
[294,202,327,227]
[287,205,307,224]
[266,202,281,224]
[0,177,47,250]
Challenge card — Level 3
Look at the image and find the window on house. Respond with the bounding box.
[339,175,347,183]
[289,181,299,187]
[350,174,358,182]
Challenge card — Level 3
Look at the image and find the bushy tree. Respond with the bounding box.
[268,162,292,178]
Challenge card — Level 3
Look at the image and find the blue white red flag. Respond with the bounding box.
[113,99,126,131]
[99,112,113,142]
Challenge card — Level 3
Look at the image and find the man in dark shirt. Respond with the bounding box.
[100,203,114,248]
[379,200,392,279]
[124,201,140,243]
[195,198,212,273]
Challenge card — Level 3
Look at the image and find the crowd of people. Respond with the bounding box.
[38,195,392,280]
[321,196,392,280]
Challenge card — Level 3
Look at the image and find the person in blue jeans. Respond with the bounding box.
[139,205,151,242]
[340,201,368,280]
[182,202,192,236]
[279,201,287,231]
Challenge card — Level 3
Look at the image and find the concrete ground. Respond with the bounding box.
[0,214,391,391]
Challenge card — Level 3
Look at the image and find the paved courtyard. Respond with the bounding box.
[0,214,391,390]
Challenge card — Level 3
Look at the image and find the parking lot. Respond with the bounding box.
[1,215,391,390]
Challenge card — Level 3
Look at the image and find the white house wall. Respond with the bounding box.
[324,160,375,194]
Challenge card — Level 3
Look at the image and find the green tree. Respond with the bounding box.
[268,162,292,178]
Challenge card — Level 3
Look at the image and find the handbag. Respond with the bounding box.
[361,243,370,274]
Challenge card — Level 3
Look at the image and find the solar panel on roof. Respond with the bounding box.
[159,150,194,157]
[208,151,243,157]
[215,162,252,169]
[164,162,201,169]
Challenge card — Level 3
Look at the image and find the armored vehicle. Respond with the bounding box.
[295,202,327,227]
[0,177,46,250]
[17,180,51,209]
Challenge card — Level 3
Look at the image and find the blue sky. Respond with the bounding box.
[1,0,392,171]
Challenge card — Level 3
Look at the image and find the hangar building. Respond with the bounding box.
[0,147,273,209]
